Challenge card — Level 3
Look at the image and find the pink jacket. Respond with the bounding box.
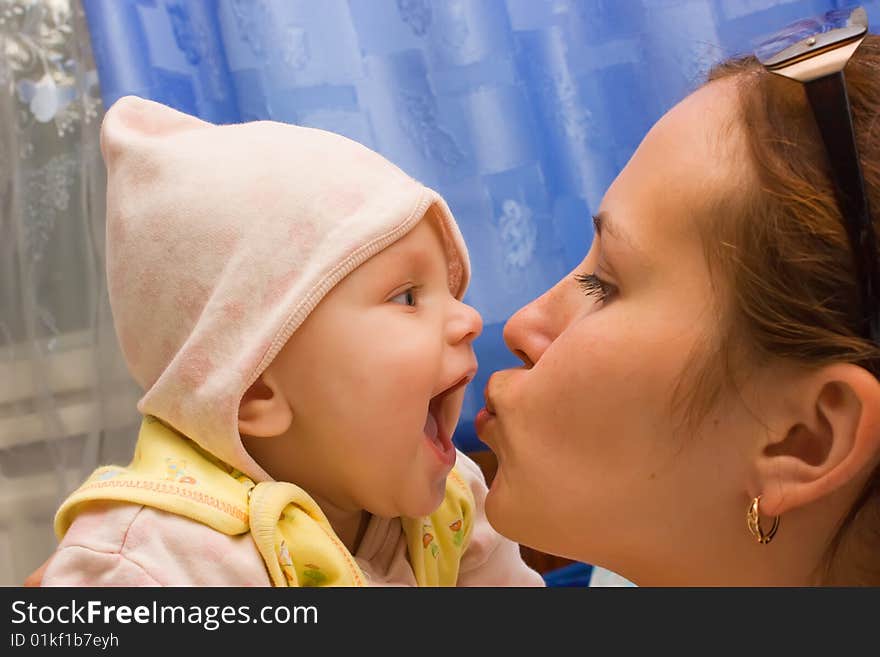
[44,451,544,587]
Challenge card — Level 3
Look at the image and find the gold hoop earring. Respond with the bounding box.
[746,495,779,544]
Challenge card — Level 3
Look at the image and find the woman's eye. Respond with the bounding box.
[574,272,615,303]
[390,289,417,306]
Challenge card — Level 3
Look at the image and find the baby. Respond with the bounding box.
[42,96,544,586]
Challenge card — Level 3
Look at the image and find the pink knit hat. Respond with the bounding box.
[102,96,471,482]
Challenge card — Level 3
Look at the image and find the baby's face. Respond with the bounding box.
[263,214,481,518]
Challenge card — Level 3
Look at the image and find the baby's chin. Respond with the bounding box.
[400,472,451,518]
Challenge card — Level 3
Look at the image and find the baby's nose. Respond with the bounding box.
[447,298,483,346]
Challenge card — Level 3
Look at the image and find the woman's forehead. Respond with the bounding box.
[600,79,747,255]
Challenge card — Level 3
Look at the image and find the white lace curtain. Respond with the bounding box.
[0,0,140,586]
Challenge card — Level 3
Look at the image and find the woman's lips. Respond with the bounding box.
[483,379,497,414]
[476,374,504,444]
[474,406,495,440]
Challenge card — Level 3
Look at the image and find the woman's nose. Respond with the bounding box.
[447,298,483,346]
[503,279,569,367]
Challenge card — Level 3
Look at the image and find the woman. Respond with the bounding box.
[476,32,880,585]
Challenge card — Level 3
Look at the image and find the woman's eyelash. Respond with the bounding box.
[574,272,612,302]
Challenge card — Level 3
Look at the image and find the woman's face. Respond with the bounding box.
[478,80,764,582]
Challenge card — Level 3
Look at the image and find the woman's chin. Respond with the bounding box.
[484,470,559,556]
[484,470,516,535]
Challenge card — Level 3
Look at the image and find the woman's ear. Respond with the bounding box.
[238,368,293,438]
[755,363,880,517]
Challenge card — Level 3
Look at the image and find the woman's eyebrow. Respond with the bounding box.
[592,211,614,239]
[593,211,638,253]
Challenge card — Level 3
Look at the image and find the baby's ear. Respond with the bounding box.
[238,371,293,438]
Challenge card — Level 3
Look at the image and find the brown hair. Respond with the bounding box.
[698,35,880,584]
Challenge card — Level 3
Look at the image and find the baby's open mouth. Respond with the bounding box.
[423,375,471,466]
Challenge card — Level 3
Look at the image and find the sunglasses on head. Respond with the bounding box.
[755,5,878,344]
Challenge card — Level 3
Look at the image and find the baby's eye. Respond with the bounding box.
[390,288,417,307]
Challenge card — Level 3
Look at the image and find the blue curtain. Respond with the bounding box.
[80,0,877,451]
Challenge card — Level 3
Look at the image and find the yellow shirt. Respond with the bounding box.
[55,416,475,587]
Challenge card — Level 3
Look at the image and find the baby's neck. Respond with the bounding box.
[308,492,371,554]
